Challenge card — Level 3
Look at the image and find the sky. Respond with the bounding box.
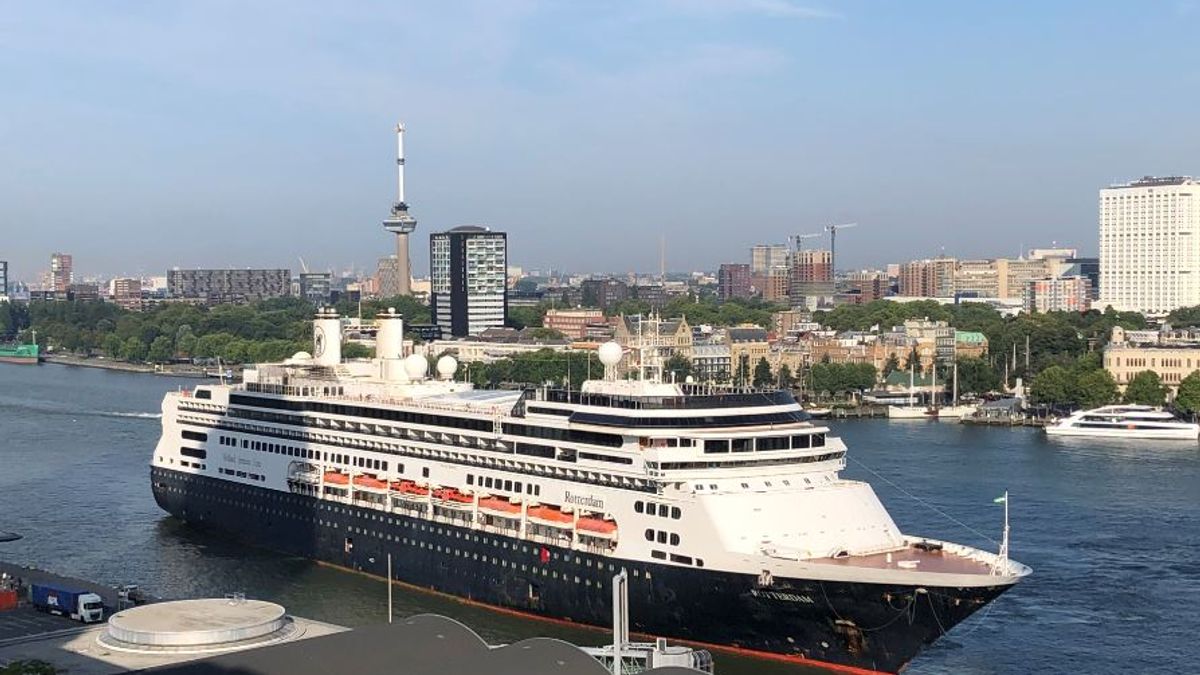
[2,1,1199,282]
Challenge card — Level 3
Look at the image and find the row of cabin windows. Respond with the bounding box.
[650,550,698,566]
[634,501,681,519]
[465,474,542,497]
[182,430,208,442]
[180,460,205,470]
[652,451,845,472]
[225,408,608,467]
[181,446,207,460]
[232,392,622,448]
[703,433,826,454]
[190,417,655,495]
[217,467,265,481]
[644,529,681,546]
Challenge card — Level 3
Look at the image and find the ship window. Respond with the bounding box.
[812,433,826,447]
[422,468,430,478]
[634,501,644,514]
[695,559,704,567]
[669,533,680,546]
[792,435,811,449]
[704,440,729,454]
[467,475,474,485]
[756,436,789,451]
[671,507,681,519]
[731,438,753,453]
[181,447,207,460]
[514,481,522,493]
[669,554,693,565]
[650,550,666,560]
[645,529,654,541]
[504,480,513,491]
[182,430,208,442]
[656,531,667,544]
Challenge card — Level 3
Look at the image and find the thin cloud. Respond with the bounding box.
[660,0,841,20]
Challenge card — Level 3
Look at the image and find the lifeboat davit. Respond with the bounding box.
[479,496,521,516]
[323,471,350,486]
[527,504,573,528]
[391,480,430,497]
[576,516,618,538]
[353,474,388,491]
[433,487,473,507]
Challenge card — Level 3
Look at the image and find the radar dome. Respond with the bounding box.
[288,351,313,363]
[404,353,429,380]
[436,355,458,380]
[685,375,695,384]
[598,341,623,367]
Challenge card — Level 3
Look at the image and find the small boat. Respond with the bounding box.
[479,496,521,516]
[803,407,832,419]
[323,471,350,486]
[528,504,574,527]
[433,487,474,506]
[353,474,389,491]
[1045,405,1200,440]
[576,516,618,538]
[888,405,936,419]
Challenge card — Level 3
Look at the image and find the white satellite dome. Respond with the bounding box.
[404,353,429,380]
[288,351,313,363]
[598,341,623,367]
[436,355,458,380]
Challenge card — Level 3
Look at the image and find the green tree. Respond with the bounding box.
[882,353,901,378]
[752,357,773,387]
[101,334,124,359]
[904,347,923,377]
[147,335,175,363]
[342,342,373,359]
[120,336,148,362]
[1030,365,1074,406]
[734,354,750,386]
[1123,370,1166,406]
[955,357,1000,395]
[1077,369,1120,409]
[663,353,693,383]
[0,659,62,675]
[778,364,795,389]
[1174,370,1200,415]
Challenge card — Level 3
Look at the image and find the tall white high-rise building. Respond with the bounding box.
[430,226,508,337]
[1099,176,1200,315]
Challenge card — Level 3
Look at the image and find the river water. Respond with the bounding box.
[0,363,1195,674]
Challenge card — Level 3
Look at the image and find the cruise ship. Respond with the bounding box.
[151,309,1031,674]
[1045,405,1200,440]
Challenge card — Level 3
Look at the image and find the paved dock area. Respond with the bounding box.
[0,615,345,675]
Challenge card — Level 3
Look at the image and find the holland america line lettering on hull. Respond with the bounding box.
[149,308,1030,674]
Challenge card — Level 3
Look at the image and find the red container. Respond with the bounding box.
[0,589,18,611]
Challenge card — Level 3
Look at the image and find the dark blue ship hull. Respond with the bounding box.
[152,467,1011,673]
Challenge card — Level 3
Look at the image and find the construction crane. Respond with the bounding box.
[790,232,822,252]
[824,222,858,273]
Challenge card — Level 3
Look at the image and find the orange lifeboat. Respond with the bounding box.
[433,487,473,507]
[527,504,573,528]
[576,516,618,538]
[323,471,350,486]
[479,496,521,516]
[353,474,388,491]
[391,480,430,497]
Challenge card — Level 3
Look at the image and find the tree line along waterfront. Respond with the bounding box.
[7,293,1200,411]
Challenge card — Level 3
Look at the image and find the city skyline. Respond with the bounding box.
[3,2,1199,279]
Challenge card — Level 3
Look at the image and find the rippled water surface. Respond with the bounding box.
[1,363,1196,674]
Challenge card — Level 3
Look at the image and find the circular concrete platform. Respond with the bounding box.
[98,598,300,654]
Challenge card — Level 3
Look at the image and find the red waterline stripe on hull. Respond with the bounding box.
[314,560,892,675]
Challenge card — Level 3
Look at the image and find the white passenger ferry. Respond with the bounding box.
[1045,405,1200,440]
[151,309,1030,674]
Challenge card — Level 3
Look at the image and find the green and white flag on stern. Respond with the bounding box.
[993,495,1007,504]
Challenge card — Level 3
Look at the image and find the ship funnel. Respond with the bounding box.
[313,307,342,367]
[376,308,408,382]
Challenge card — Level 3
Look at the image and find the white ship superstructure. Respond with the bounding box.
[151,309,1029,674]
